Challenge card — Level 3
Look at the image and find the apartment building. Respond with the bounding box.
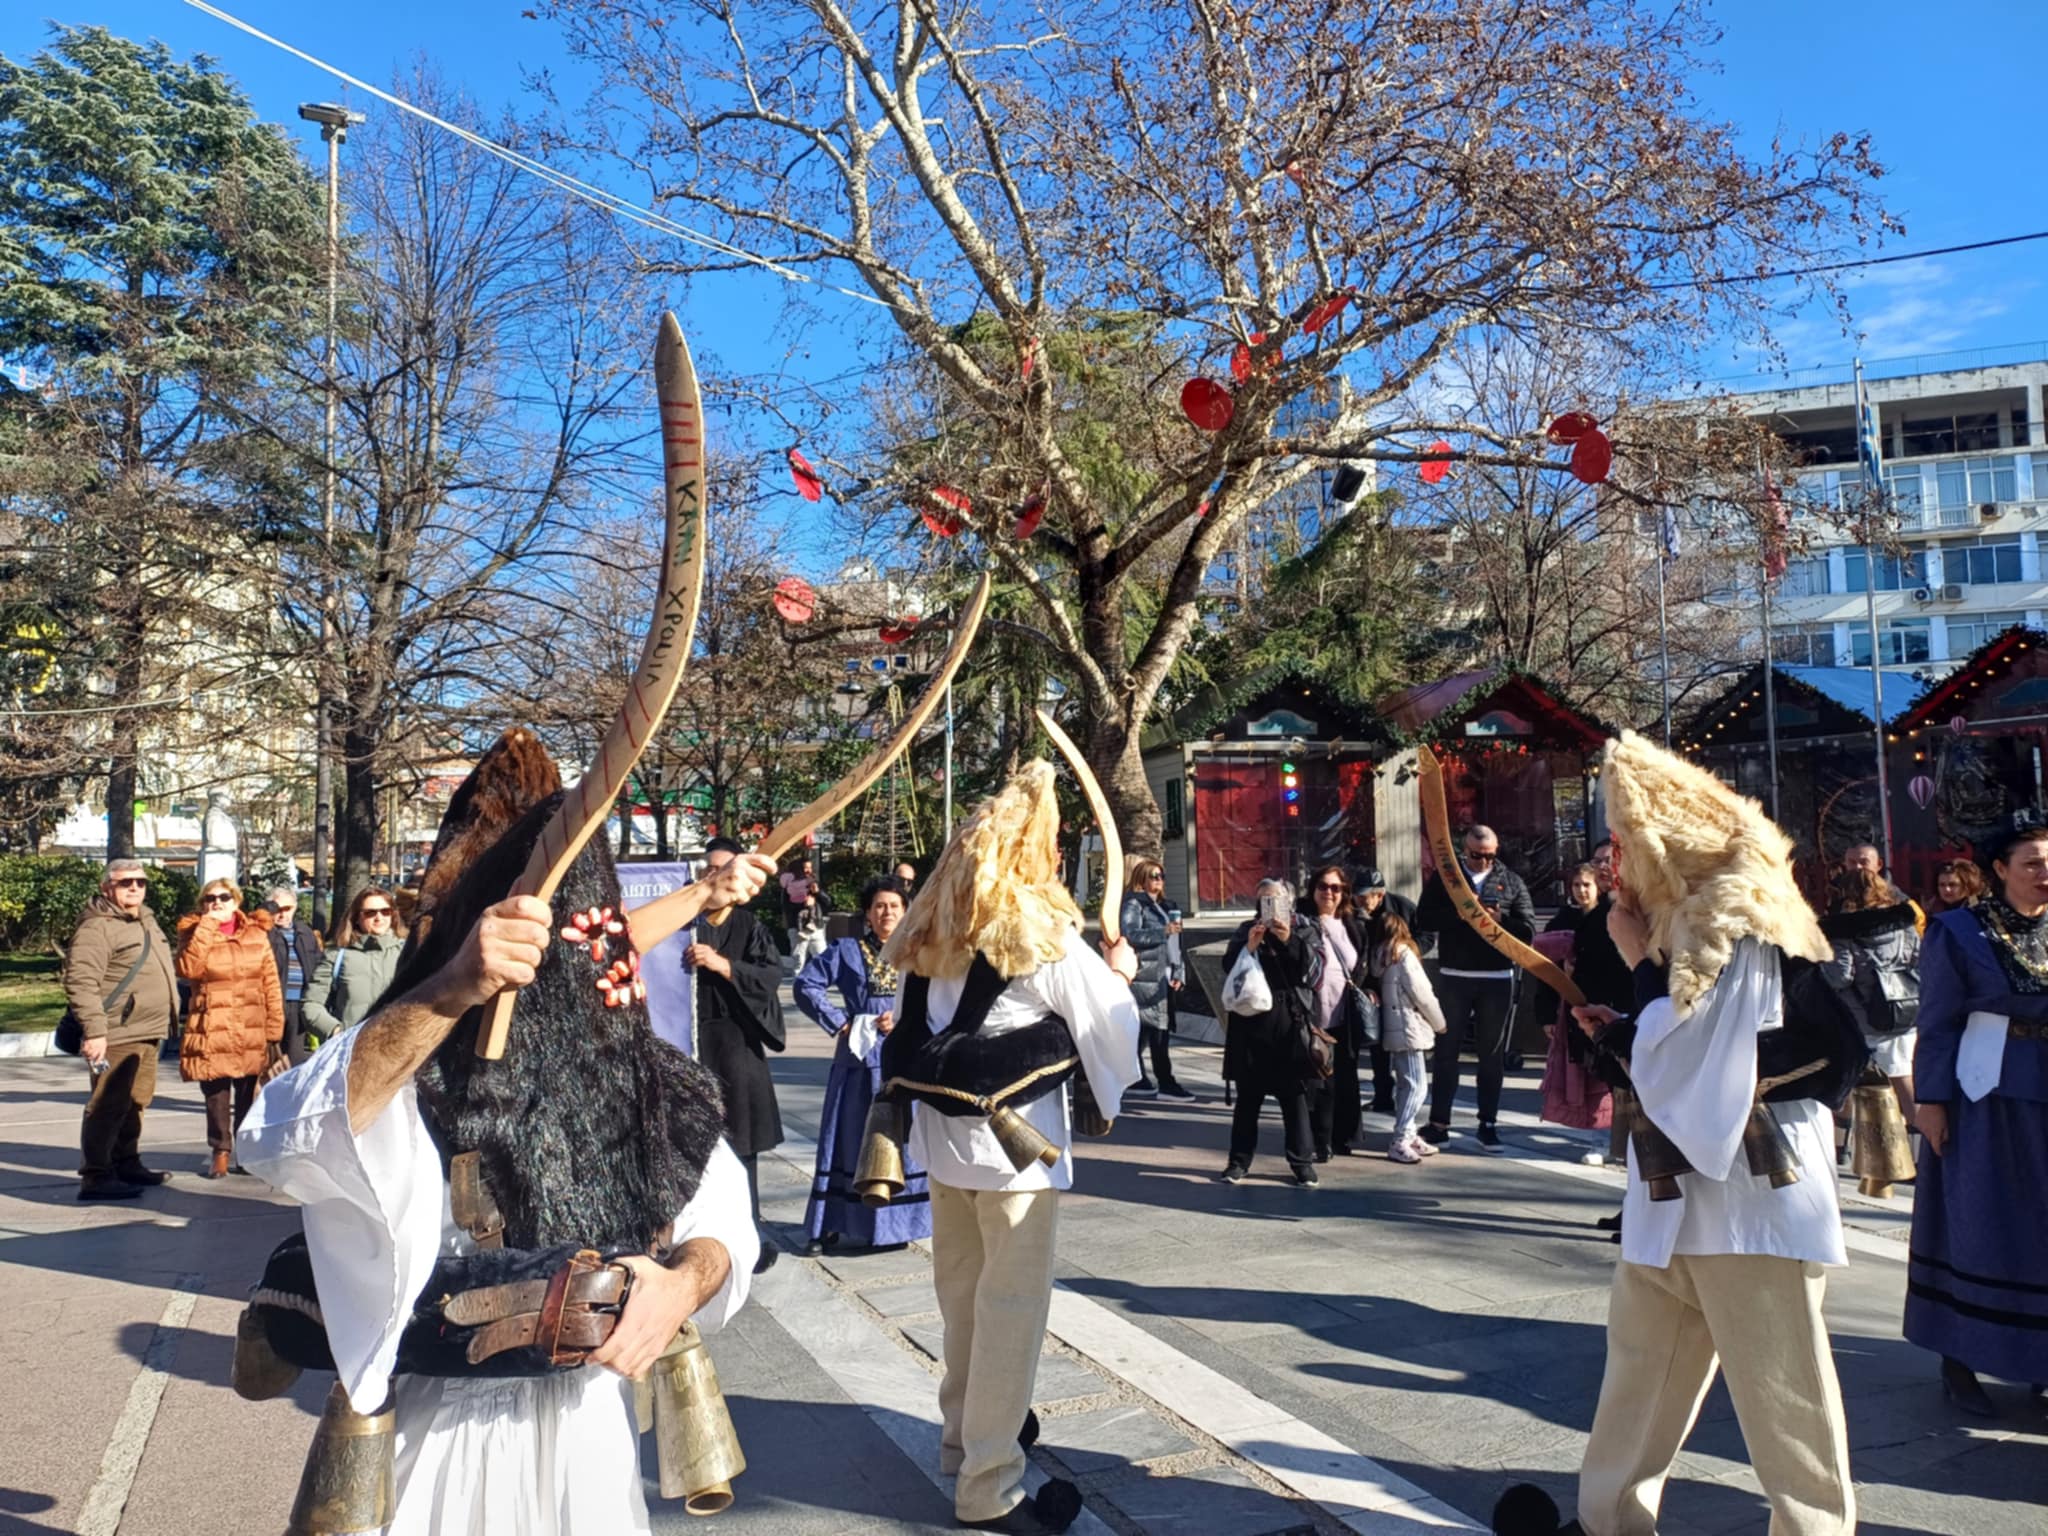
[1741,357,2048,679]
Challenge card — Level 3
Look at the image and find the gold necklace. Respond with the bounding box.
[1982,902,2048,980]
[860,935,899,997]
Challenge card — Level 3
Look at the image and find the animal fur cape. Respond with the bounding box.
[1602,729,1830,1019]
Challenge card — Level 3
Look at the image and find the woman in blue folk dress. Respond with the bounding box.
[1905,822,2048,1416]
[795,874,931,1251]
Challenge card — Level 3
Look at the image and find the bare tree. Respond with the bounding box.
[538,0,1890,853]
[289,76,647,917]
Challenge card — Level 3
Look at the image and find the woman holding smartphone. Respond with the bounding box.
[1218,879,1325,1185]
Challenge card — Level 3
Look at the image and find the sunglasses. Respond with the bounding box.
[1466,851,1498,862]
[1315,882,1347,892]
[112,877,149,889]
[360,906,393,918]
[202,893,236,906]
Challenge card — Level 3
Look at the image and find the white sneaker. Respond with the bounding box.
[1411,1136,1440,1157]
[1387,1139,1421,1164]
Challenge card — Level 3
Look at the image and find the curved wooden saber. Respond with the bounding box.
[1034,709,1122,942]
[1414,744,1584,1007]
[624,572,993,956]
[477,314,710,1060]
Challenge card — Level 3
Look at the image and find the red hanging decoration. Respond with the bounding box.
[1569,428,1614,486]
[1545,412,1598,446]
[1020,336,1039,383]
[772,577,816,625]
[1299,292,1351,335]
[1180,377,1235,433]
[1013,494,1045,541]
[921,484,970,537]
[787,448,824,502]
[879,616,918,645]
[1419,441,1453,485]
[1229,331,1269,385]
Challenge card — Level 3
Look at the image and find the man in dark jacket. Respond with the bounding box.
[62,859,181,1200]
[266,884,325,1065]
[1414,825,1536,1149]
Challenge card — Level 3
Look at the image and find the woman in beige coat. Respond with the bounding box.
[176,878,284,1178]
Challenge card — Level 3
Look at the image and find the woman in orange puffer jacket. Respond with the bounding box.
[177,878,284,1178]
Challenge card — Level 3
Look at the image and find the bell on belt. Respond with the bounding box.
[854,1098,908,1208]
[988,1103,1059,1173]
[1071,1074,1113,1138]
[1850,1073,1916,1198]
[649,1323,747,1515]
[1627,1097,1693,1202]
[285,1382,395,1536]
[1740,1104,1802,1190]
[230,1304,302,1402]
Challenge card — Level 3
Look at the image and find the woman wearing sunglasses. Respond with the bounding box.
[176,879,284,1178]
[300,885,410,1058]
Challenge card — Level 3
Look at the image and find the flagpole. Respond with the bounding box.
[1656,516,1673,748]
[1855,358,1896,868]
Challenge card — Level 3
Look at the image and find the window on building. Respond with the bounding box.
[1956,412,2004,452]
[1848,618,1932,667]
[1779,556,1830,597]
[1933,456,2018,517]
[1163,777,1184,839]
[1842,548,1924,593]
[1944,610,2027,657]
[2034,451,2048,500]
[1771,627,1837,666]
[1942,536,2023,586]
[1781,423,1859,464]
[1902,416,1957,457]
[1885,465,1923,519]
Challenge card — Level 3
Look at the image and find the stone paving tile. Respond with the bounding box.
[1091,1464,1313,1536]
[1031,1350,1112,1406]
[815,1247,931,1287]
[1039,1401,1198,1473]
[857,1278,941,1319]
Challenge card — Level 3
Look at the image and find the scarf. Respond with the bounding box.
[1315,914,1358,1028]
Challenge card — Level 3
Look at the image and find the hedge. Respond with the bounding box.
[0,856,203,954]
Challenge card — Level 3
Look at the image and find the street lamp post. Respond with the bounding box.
[299,101,363,931]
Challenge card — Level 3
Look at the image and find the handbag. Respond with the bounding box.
[1221,945,1273,1016]
[1345,982,1381,1048]
[1303,1022,1336,1079]
[55,926,154,1056]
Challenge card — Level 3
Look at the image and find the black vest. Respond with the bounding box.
[879,953,1077,1115]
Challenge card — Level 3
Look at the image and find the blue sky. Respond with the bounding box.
[6,2,2045,439]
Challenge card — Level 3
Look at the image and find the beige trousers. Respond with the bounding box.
[1578,1254,1855,1536]
[931,1180,1060,1522]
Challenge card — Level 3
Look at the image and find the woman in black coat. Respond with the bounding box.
[1220,879,1325,1186]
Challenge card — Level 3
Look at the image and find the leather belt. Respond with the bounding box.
[439,1250,631,1366]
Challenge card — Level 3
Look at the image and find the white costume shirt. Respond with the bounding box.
[908,928,1141,1192]
[1621,939,1846,1270]
[237,1024,758,1536]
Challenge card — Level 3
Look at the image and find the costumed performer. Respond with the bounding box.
[685,834,788,1274]
[234,729,777,1535]
[1494,730,1857,1536]
[1904,821,2048,1416]
[878,760,1140,1533]
[795,871,930,1251]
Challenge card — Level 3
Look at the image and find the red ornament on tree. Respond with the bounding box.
[1419,441,1454,485]
[921,484,970,537]
[1229,332,1269,385]
[1013,495,1045,541]
[1180,377,1235,433]
[1545,412,1598,446]
[1570,429,1614,485]
[1299,292,1352,335]
[786,448,825,502]
[879,617,918,645]
[772,577,816,624]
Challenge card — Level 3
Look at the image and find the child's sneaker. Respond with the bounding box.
[1387,1139,1422,1164]
[1412,1136,1440,1157]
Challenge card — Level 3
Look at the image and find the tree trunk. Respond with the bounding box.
[336,717,379,933]
[103,622,146,861]
[1094,714,1162,866]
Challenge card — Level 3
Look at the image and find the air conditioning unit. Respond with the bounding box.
[1980,502,2000,521]
[1911,586,1933,603]
[1940,583,1965,601]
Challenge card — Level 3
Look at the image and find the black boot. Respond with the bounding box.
[961,1479,1083,1534]
[1941,1356,1996,1417]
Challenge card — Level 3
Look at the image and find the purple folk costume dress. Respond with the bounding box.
[794,932,932,1247]
[1904,899,2048,1382]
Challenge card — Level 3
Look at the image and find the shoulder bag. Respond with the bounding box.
[55,925,154,1056]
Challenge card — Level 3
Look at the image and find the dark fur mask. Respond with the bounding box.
[386,772,725,1253]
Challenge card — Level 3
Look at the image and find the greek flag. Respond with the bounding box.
[1857,375,1884,492]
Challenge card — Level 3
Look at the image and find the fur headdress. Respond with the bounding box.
[382,729,726,1252]
[880,759,1083,981]
[1602,729,1829,1018]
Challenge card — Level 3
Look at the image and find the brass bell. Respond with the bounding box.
[1850,1074,1916,1198]
[285,1382,395,1536]
[648,1323,747,1515]
[230,1305,302,1402]
[1740,1104,1802,1190]
[988,1103,1059,1173]
[1628,1098,1694,1203]
[853,1098,909,1207]
[1071,1075,1113,1139]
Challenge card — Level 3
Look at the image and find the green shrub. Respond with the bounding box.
[0,855,203,953]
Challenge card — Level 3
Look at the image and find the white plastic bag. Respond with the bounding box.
[1222,945,1273,1016]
